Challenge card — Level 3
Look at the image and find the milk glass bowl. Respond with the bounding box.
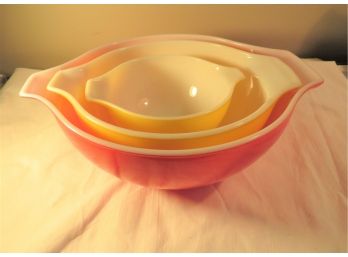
[85,55,245,133]
[20,34,324,189]
[46,39,301,149]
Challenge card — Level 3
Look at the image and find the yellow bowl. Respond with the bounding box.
[85,55,245,133]
[46,39,301,149]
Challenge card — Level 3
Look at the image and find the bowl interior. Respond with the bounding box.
[86,55,245,118]
[220,75,266,125]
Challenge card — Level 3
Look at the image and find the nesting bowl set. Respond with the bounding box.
[20,34,324,189]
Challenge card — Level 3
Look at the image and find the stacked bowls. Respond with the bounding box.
[20,34,324,189]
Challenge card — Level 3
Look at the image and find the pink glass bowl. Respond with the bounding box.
[19,34,324,189]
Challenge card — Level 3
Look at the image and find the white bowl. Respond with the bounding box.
[85,55,245,133]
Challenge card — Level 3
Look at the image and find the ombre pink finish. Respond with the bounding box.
[59,108,290,189]
[20,34,324,189]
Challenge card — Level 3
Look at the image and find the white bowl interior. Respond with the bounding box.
[86,55,245,118]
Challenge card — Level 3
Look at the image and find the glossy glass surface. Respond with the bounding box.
[85,55,245,133]
[44,39,302,148]
[20,34,323,189]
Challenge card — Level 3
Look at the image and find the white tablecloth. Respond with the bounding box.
[0,60,346,252]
